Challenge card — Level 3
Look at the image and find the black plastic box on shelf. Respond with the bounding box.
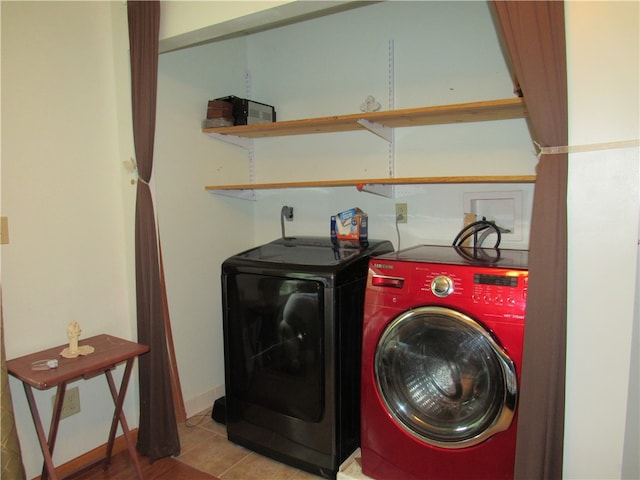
[215,95,276,125]
[207,99,233,119]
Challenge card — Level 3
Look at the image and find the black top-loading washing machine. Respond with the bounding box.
[221,236,394,478]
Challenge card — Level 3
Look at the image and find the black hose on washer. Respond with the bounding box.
[452,218,502,248]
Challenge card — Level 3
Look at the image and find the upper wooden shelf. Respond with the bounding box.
[202,97,527,138]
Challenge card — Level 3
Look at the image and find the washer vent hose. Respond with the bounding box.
[453,218,503,248]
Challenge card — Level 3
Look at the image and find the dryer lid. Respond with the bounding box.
[227,236,394,267]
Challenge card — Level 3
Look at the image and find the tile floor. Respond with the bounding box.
[176,409,323,480]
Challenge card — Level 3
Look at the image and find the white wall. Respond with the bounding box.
[244,1,535,248]
[1,2,136,478]
[158,0,363,53]
[154,36,256,415]
[160,0,291,40]
[564,2,639,478]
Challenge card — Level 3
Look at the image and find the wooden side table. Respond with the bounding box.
[7,334,149,480]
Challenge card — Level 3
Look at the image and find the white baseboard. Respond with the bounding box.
[184,384,225,418]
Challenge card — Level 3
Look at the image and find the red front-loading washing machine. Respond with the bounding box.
[361,245,528,480]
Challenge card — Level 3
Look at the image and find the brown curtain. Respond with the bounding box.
[128,0,180,460]
[1,295,26,480]
[492,2,568,479]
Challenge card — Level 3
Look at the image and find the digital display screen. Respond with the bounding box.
[474,274,518,287]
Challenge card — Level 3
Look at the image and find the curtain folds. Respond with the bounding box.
[1,301,26,480]
[492,2,568,479]
[128,0,180,460]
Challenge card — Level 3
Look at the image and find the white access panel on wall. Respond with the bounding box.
[463,191,523,241]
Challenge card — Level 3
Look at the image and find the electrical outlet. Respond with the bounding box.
[52,386,81,419]
[396,203,408,223]
[0,216,9,245]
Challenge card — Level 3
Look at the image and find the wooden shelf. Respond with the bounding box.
[203,97,532,197]
[205,175,536,192]
[202,98,527,138]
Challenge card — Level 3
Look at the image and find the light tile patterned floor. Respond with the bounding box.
[176,409,322,480]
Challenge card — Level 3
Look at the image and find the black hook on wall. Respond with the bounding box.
[281,206,294,238]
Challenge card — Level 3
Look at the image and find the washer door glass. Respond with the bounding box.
[375,306,517,449]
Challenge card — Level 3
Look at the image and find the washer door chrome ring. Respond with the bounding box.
[374,306,517,449]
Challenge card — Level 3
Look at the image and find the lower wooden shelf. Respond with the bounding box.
[205,175,536,198]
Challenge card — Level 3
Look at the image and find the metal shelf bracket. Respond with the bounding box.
[210,189,256,201]
[357,119,393,142]
[358,183,395,198]
[205,132,252,150]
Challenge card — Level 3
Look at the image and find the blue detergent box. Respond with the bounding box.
[331,208,368,241]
